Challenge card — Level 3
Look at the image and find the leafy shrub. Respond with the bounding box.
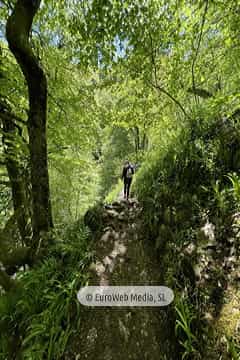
[83,203,104,232]
[175,298,199,359]
[0,221,93,360]
[134,114,240,358]
[135,115,240,245]
[105,179,123,203]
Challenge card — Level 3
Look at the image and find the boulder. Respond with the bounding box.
[106,209,120,218]
[100,230,113,243]
[84,204,103,232]
[118,212,127,221]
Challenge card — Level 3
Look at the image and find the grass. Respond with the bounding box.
[105,179,123,203]
[175,298,199,359]
[133,114,240,358]
[0,220,93,360]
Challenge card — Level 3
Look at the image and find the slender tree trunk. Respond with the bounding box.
[6,0,53,249]
[141,132,146,151]
[135,126,140,151]
[2,115,31,245]
[133,126,140,160]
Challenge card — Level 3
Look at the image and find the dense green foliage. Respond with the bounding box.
[135,114,240,357]
[0,221,92,359]
[0,0,240,359]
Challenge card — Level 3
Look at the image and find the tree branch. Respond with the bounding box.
[148,80,191,119]
[0,0,14,11]
[148,33,190,119]
[0,98,27,125]
[191,0,209,96]
[0,111,28,144]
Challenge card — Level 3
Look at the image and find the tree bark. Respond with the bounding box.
[141,132,147,151]
[1,112,32,245]
[134,126,140,159]
[6,0,53,249]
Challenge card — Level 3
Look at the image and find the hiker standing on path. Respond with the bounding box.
[121,160,134,200]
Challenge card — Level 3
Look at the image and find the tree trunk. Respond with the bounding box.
[134,126,140,160]
[141,132,146,151]
[1,113,32,246]
[6,0,53,249]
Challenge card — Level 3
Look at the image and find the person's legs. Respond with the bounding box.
[124,179,127,198]
[127,178,132,200]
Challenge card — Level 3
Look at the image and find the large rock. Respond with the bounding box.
[106,209,120,219]
[84,204,103,232]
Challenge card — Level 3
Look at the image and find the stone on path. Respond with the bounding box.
[75,198,176,360]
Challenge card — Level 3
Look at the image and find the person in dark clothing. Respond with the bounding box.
[121,160,134,200]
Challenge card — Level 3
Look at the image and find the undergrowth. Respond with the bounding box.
[0,220,93,360]
[134,114,240,359]
[105,179,123,204]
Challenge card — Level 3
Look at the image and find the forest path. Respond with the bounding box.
[74,198,172,360]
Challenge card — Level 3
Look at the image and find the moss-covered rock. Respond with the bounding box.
[84,203,103,232]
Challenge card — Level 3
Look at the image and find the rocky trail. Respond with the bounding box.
[74,198,176,360]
